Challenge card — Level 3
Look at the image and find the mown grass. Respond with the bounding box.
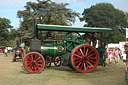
[0,53,127,85]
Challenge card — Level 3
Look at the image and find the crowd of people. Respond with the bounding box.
[105,46,126,66]
[0,47,8,56]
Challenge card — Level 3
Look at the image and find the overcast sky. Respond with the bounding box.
[0,0,128,28]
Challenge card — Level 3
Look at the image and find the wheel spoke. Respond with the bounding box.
[84,63,86,70]
[34,55,37,60]
[67,42,73,48]
[87,49,93,56]
[74,37,78,41]
[28,57,32,61]
[31,54,33,60]
[85,48,89,56]
[65,39,73,42]
[88,57,96,59]
[80,48,84,57]
[27,61,31,63]
[74,54,83,58]
[74,41,81,44]
[33,66,36,71]
[74,59,82,64]
[32,65,34,71]
[26,62,32,65]
[73,58,81,60]
[27,64,32,69]
[88,60,95,63]
[85,61,89,69]
[37,63,43,66]
[76,50,82,56]
[83,46,86,55]
[36,60,42,64]
[77,62,81,68]
[35,64,40,70]
[35,56,40,62]
[87,61,93,67]
[87,53,95,58]
[80,61,84,69]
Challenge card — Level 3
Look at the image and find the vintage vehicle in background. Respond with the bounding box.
[13,41,25,62]
[23,17,112,73]
[12,37,32,62]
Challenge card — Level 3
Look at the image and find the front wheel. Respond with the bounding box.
[70,44,99,73]
[23,52,45,73]
[54,56,61,67]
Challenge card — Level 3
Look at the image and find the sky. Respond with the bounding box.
[0,0,128,28]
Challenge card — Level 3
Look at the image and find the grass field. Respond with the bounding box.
[0,53,127,85]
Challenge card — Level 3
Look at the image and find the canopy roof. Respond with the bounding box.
[37,24,112,33]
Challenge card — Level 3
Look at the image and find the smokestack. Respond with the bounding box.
[33,17,40,39]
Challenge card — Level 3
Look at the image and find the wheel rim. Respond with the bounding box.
[23,53,44,73]
[71,45,99,72]
[54,56,61,67]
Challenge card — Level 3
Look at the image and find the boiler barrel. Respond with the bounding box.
[41,44,66,56]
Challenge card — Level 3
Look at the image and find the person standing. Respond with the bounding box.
[20,41,25,48]
[4,47,8,56]
[113,47,121,66]
[108,48,113,66]
[124,43,128,83]
[122,51,127,66]
[0,49,3,55]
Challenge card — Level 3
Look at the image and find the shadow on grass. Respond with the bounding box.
[47,66,77,73]
[19,65,105,74]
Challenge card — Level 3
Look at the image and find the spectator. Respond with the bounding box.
[91,32,97,47]
[4,47,8,56]
[105,47,109,60]
[124,43,128,83]
[122,51,127,66]
[113,47,121,66]
[20,41,25,48]
[0,49,3,55]
[108,48,113,66]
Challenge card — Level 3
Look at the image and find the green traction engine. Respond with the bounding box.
[23,17,112,73]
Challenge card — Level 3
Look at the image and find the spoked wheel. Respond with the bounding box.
[63,32,85,52]
[23,52,45,73]
[54,56,61,67]
[45,56,51,68]
[71,44,99,73]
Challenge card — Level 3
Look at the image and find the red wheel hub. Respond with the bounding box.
[71,45,99,73]
[23,52,45,73]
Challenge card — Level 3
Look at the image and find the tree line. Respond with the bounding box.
[0,0,128,47]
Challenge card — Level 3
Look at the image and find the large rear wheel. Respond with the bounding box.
[70,44,99,73]
[23,52,45,73]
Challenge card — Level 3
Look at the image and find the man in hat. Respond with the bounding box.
[124,43,128,83]
[124,43,128,72]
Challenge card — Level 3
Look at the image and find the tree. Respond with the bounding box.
[126,12,128,24]
[0,18,13,46]
[17,0,79,38]
[80,3,128,43]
